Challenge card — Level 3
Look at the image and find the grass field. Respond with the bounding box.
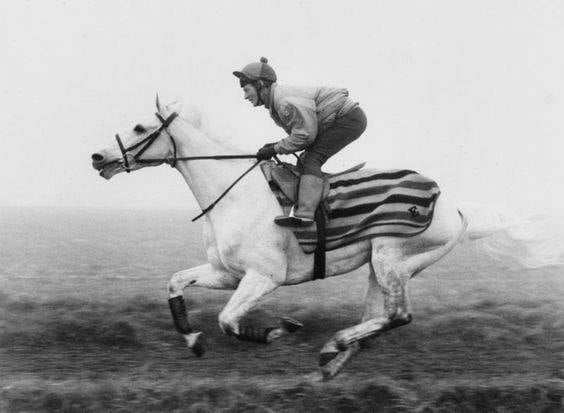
[1,208,563,412]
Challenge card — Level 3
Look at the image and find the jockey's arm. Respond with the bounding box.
[273,98,318,155]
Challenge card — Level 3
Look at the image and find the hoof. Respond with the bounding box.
[280,317,303,333]
[318,339,339,367]
[335,336,349,351]
[320,351,347,381]
[185,331,205,358]
[319,341,360,380]
[321,368,335,382]
[192,338,205,358]
[389,312,413,329]
[319,351,339,367]
[334,331,351,351]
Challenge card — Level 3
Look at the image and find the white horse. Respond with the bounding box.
[91,98,562,379]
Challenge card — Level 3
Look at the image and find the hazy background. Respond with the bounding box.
[1,0,563,214]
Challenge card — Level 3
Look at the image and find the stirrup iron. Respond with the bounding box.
[274,206,315,228]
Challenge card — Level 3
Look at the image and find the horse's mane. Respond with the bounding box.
[180,106,244,153]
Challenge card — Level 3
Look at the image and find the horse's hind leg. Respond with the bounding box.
[320,246,412,379]
[318,264,382,379]
[167,264,238,356]
[334,259,412,348]
[329,207,467,351]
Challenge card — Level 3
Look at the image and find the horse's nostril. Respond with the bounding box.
[91,153,104,163]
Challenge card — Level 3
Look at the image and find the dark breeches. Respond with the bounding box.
[301,107,367,177]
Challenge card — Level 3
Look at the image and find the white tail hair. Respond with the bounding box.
[458,202,564,269]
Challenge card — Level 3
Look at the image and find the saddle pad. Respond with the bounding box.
[263,166,441,253]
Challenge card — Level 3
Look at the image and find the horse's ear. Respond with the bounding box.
[155,93,162,112]
[166,99,183,114]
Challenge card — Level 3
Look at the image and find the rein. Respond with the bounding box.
[190,160,260,222]
[115,112,262,221]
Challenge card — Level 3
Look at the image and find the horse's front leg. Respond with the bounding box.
[167,264,238,356]
[218,269,302,343]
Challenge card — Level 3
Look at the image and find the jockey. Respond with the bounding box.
[233,57,367,228]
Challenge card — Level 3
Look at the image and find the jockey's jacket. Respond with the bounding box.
[267,83,358,154]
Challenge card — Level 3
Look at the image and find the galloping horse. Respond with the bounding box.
[91,98,560,379]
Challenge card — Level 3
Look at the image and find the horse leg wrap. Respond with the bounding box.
[236,326,275,343]
[168,296,193,334]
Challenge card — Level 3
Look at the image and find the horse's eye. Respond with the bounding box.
[133,124,146,133]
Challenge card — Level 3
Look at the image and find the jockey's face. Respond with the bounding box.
[242,83,262,107]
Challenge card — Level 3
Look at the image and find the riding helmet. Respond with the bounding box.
[233,57,277,87]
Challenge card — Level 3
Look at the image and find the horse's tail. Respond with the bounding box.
[458,202,564,269]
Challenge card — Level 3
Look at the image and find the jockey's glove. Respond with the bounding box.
[256,143,277,160]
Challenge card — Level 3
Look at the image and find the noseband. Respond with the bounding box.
[115,112,179,172]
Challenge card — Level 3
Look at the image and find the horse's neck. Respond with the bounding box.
[168,119,265,215]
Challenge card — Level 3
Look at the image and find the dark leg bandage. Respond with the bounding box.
[236,326,275,343]
[168,296,193,334]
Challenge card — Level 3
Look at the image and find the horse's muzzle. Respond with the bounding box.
[91,153,105,170]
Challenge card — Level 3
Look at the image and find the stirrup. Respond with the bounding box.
[274,206,315,228]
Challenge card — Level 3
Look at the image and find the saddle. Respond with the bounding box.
[261,161,366,280]
[265,161,366,207]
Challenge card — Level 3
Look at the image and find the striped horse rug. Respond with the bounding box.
[262,164,441,253]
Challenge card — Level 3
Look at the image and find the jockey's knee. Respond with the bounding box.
[300,153,325,177]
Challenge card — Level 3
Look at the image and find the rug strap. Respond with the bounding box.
[313,206,327,280]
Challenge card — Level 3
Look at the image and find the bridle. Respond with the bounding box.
[115,112,259,170]
[115,112,180,172]
[114,111,263,221]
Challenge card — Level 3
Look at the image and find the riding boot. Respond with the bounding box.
[274,174,324,228]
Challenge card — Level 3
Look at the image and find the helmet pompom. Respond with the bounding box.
[260,57,268,64]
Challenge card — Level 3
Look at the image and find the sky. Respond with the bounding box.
[1,0,563,214]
